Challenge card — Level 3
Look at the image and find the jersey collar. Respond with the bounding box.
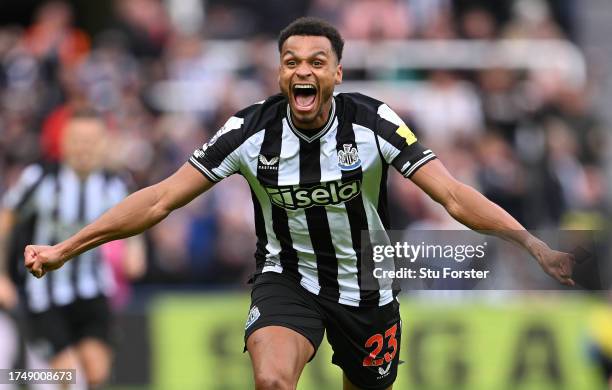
[286,97,336,143]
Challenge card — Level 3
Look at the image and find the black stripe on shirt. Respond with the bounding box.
[299,138,340,302]
[251,188,268,275]
[257,118,300,278]
[335,100,380,306]
[14,171,45,212]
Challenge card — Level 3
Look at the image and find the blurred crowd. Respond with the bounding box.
[0,0,608,287]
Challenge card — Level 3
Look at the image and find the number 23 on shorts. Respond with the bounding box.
[362,322,399,367]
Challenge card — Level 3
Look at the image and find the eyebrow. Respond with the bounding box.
[283,50,329,58]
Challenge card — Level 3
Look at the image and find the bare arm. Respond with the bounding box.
[0,209,15,275]
[0,209,18,308]
[25,163,214,277]
[410,159,575,286]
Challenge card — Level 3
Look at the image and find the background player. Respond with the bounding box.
[0,110,145,388]
[22,18,575,390]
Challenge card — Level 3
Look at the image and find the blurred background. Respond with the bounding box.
[0,0,611,389]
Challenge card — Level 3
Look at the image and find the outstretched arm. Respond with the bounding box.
[410,159,575,286]
[25,163,214,278]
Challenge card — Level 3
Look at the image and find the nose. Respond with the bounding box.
[295,62,312,78]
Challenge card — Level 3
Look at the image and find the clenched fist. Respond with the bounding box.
[533,245,576,287]
[24,245,66,278]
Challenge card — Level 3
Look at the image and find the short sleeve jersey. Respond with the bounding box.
[189,93,436,306]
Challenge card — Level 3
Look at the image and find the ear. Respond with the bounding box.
[335,63,343,85]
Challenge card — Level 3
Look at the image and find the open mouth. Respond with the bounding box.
[292,84,317,112]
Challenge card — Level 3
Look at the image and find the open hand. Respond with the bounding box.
[24,245,66,278]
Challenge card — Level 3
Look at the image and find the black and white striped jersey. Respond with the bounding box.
[2,164,127,312]
[189,93,437,307]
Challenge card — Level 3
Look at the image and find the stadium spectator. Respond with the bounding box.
[24,1,90,69]
[340,0,414,40]
[112,0,170,59]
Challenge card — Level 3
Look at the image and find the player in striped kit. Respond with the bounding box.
[23,18,575,390]
[0,110,145,388]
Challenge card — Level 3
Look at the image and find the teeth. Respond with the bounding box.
[294,84,316,89]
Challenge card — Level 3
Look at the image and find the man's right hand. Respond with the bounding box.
[0,274,17,308]
[24,245,66,278]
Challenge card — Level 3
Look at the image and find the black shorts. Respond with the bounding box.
[26,296,112,359]
[244,272,402,390]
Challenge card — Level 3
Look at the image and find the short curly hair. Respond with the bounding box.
[278,17,345,62]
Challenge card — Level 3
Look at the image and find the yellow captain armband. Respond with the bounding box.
[396,125,417,146]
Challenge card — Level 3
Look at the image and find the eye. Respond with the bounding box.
[286,60,297,67]
[313,60,323,67]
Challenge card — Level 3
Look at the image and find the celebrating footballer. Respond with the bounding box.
[24,18,575,390]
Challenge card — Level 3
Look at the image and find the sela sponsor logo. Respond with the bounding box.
[264,180,361,210]
[337,144,361,171]
[258,155,279,171]
[245,305,261,330]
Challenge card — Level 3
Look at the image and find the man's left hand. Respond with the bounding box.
[533,245,576,287]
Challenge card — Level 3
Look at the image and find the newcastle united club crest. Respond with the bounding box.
[337,144,361,171]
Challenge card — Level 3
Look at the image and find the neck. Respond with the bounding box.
[65,164,92,181]
[291,97,333,130]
